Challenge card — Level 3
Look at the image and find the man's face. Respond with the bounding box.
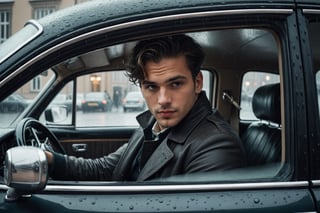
[140,55,203,130]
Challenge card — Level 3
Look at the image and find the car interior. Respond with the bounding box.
[62,28,280,181]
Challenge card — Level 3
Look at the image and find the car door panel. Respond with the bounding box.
[50,127,135,158]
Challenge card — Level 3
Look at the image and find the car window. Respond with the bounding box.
[40,81,74,125]
[0,70,55,128]
[240,71,280,120]
[3,24,285,184]
[45,70,213,127]
[35,27,284,177]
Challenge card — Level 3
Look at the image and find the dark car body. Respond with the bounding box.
[0,0,320,212]
[82,92,113,112]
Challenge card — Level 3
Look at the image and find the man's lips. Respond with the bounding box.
[157,110,175,118]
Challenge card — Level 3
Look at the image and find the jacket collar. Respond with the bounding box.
[136,91,212,144]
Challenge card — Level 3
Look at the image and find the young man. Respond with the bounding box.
[46,34,246,181]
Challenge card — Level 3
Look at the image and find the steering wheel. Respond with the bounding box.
[15,117,66,154]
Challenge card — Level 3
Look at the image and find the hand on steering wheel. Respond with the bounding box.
[15,117,66,154]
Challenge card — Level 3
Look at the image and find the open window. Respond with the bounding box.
[33,26,286,183]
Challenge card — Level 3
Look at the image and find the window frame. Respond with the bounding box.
[27,10,294,185]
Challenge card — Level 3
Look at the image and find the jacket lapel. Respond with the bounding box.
[137,138,174,181]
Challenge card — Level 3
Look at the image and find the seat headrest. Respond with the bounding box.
[252,83,280,124]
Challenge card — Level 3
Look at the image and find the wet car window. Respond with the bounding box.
[76,71,141,127]
[42,70,213,127]
[0,70,55,128]
[240,72,280,120]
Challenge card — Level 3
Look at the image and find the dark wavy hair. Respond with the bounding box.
[126,34,205,85]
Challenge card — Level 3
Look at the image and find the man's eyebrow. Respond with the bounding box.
[141,80,155,85]
[166,75,187,83]
[142,75,187,85]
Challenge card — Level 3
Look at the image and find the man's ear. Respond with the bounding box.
[195,71,203,94]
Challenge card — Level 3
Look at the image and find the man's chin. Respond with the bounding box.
[158,119,179,129]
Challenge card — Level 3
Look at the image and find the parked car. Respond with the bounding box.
[0,0,320,212]
[122,91,146,112]
[81,92,113,112]
[0,94,28,113]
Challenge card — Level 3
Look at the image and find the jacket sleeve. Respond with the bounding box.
[50,143,128,181]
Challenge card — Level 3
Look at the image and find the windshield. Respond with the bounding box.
[0,70,55,128]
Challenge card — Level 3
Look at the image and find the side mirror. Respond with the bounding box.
[44,105,68,123]
[4,146,48,201]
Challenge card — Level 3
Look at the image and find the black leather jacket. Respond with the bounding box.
[51,92,246,181]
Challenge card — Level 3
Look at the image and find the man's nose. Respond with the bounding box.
[158,88,171,106]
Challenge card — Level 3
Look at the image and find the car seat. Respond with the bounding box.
[241,83,281,166]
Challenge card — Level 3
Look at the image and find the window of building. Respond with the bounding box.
[0,10,10,44]
[33,7,56,19]
[30,0,59,19]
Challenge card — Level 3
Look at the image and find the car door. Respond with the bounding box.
[0,0,317,212]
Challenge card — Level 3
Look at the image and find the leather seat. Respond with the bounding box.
[241,83,281,166]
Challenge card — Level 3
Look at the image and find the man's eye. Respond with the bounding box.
[171,81,183,88]
[144,85,157,91]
